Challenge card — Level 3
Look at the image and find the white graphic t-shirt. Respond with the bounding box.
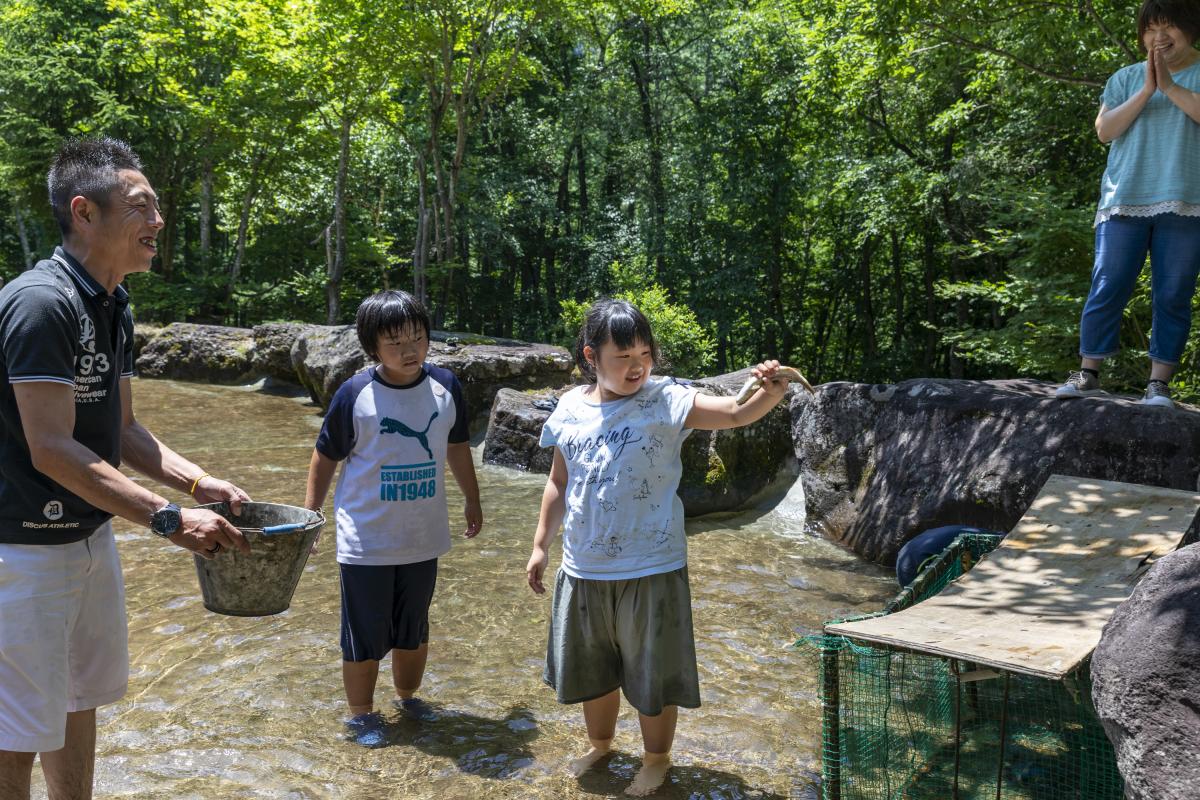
[316,365,469,565]
[539,376,698,580]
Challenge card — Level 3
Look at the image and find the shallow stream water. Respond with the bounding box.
[32,379,892,799]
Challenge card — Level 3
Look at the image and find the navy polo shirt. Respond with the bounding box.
[0,247,135,544]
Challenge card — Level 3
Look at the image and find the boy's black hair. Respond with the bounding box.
[47,137,144,236]
[356,290,432,360]
[1137,0,1200,48]
[573,298,662,382]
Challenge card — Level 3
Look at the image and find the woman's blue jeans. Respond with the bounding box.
[1080,213,1200,365]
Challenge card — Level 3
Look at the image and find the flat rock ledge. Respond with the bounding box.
[136,323,260,384]
[134,323,574,420]
[1091,544,1200,800]
[290,325,573,419]
[794,378,1200,565]
[482,369,797,517]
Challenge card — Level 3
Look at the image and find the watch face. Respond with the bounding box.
[152,504,182,536]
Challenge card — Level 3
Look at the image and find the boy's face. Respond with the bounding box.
[375,324,429,385]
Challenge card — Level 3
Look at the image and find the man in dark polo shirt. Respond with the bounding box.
[0,138,253,799]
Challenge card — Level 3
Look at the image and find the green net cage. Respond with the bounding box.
[804,533,1123,800]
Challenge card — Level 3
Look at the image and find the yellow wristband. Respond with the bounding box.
[189,473,210,495]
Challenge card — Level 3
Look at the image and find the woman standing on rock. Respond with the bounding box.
[1057,0,1200,409]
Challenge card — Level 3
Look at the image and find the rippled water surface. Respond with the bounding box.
[33,379,892,799]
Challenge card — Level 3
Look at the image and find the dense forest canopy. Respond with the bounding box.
[0,0,1184,392]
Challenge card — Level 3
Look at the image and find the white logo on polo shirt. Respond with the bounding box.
[79,316,96,353]
[43,501,63,521]
[74,314,110,389]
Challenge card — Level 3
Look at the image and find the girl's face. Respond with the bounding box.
[1144,20,1195,65]
[375,324,429,385]
[585,338,654,402]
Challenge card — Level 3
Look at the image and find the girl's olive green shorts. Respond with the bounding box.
[544,566,700,717]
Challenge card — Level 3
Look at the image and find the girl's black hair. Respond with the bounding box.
[573,298,661,382]
[1137,0,1200,49]
[356,290,431,359]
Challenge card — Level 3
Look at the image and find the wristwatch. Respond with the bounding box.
[149,502,182,538]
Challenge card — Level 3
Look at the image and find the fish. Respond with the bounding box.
[734,365,816,405]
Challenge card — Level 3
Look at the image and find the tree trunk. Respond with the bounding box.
[922,222,939,373]
[891,227,904,359]
[767,176,795,363]
[327,112,352,325]
[229,151,266,298]
[629,22,666,282]
[549,140,574,325]
[856,234,879,369]
[413,151,431,306]
[199,160,213,272]
[158,188,177,280]
[13,199,33,270]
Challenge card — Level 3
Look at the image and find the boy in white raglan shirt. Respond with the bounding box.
[305,290,482,747]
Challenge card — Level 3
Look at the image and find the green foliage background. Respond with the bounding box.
[0,0,1183,396]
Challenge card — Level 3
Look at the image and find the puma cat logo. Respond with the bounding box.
[380,411,439,459]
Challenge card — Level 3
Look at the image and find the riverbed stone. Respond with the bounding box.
[290,325,573,418]
[131,323,164,364]
[792,378,1200,564]
[1091,544,1200,800]
[252,322,321,382]
[483,388,564,473]
[135,322,256,383]
[481,369,797,516]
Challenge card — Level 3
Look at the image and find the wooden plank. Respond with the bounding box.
[825,475,1200,679]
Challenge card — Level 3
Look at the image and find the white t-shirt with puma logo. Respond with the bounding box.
[316,364,469,565]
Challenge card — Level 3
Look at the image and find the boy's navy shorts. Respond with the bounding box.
[339,559,438,662]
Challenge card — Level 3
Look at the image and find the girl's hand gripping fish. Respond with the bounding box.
[734,365,816,405]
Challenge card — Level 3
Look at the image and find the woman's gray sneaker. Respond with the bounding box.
[1055,371,1103,398]
[1142,380,1175,408]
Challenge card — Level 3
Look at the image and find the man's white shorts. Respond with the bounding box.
[0,523,128,752]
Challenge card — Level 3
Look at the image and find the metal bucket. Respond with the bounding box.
[192,502,325,616]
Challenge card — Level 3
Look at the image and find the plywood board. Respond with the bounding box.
[825,475,1200,679]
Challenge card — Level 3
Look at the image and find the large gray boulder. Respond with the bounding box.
[290,325,573,419]
[481,369,797,516]
[483,387,562,474]
[131,323,164,364]
[135,323,256,383]
[429,338,575,423]
[252,323,320,382]
[1091,544,1200,800]
[290,325,367,406]
[794,378,1200,564]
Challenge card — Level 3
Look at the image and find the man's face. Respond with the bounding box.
[92,168,164,274]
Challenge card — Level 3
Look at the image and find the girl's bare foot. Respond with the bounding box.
[625,751,670,796]
[567,737,612,776]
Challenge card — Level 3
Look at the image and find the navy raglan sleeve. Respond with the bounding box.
[315,379,358,461]
[446,374,470,444]
[0,283,78,387]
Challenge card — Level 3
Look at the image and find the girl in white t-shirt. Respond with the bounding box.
[525,298,796,796]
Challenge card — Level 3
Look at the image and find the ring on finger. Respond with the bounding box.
[205,542,222,554]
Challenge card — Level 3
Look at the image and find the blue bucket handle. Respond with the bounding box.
[260,522,308,535]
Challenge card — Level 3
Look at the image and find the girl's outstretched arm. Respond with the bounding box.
[685,360,789,431]
[527,447,568,594]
